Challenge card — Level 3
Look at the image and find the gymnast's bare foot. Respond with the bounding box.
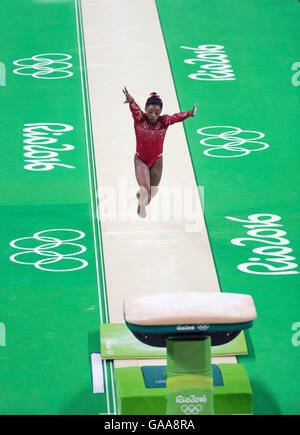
[137,202,146,218]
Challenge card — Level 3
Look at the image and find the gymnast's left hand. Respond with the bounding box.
[191,103,198,116]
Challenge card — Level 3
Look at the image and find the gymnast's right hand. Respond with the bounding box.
[123,86,133,104]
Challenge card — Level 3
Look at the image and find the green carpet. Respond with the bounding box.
[1,0,299,415]
[0,0,114,415]
[156,0,300,415]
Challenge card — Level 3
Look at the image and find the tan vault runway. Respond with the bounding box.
[81,0,236,371]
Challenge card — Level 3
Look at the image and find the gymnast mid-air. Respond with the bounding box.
[123,87,198,218]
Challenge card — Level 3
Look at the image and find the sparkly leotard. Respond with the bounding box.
[129,99,192,168]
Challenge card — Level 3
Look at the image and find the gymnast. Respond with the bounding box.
[123,87,197,218]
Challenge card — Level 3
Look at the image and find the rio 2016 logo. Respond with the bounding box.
[0,323,6,347]
[292,323,300,347]
[291,62,300,87]
[176,394,207,415]
[226,213,299,275]
[23,123,75,171]
[181,44,236,81]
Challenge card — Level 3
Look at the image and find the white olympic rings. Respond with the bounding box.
[9,229,88,272]
[13,53,73,79]
[197,125,269,157]
[181,404,203,415]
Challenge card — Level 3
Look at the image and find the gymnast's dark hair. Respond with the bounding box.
[146,92,163,109]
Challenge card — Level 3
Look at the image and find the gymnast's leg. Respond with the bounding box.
[134,154,151,218]
[149,156,163,204]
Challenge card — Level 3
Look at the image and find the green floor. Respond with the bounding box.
[156,0,300,414]
[0,0,114,415]
[0,0,299,415]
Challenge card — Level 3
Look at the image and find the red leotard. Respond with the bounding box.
[129,99,193,168]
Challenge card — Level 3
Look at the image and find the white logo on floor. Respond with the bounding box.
[226,213,299,275]
[176,394,207,414]
[197,126,269,157]
[291,62,300,87]
[181,44,235,81]
[181,404,203,415]
[23,123,75,171]
[291,323,300,347]
[13,53,73,79]
[10,229,88,272]
[0,62,6,86]
[0,323,6,347]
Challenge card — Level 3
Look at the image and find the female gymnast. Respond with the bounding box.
[123,87,197,218]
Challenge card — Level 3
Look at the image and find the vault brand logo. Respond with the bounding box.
[197,126,269,158]
[181,44,236,81]
[9,229,88,272]
[177,324,209,331]
[225,213,299,275]
[13,53,73,79]
[23,123,75,171]
[176,325,195,331]
[176,394,207,414]
[176,394,207,404]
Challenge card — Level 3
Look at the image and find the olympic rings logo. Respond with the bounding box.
[181,404,203,415]
[9,229,88,272]
[197,126,269,158]
[13,53,73,79]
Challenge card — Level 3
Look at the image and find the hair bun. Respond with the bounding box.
[150,92,161,98]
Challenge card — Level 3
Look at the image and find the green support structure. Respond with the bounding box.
[115,362,253,415]
[166,337,214,415]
